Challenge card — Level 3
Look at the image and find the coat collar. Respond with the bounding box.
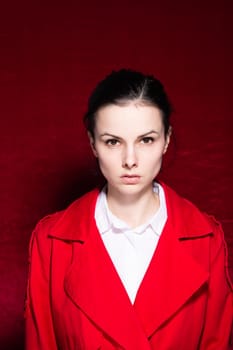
[48,183,214,347]
[49,182,213,242]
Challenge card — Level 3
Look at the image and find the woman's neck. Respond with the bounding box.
[106,186,160,228]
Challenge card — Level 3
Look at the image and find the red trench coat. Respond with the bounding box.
[25,183,233,350]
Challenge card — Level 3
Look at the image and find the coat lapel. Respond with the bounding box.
[133,218,209,337]
[50,190,151,349]
[133,183,212,337]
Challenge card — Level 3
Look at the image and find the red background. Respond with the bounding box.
[1,1,233,349]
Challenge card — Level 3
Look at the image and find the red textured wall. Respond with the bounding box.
[1,1,233,349]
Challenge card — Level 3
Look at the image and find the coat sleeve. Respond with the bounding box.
[25,217,58,350]
[199,218,233,350]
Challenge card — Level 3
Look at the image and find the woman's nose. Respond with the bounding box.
[122,145,138,169]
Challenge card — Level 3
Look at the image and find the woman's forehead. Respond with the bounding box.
[95,104,164,136]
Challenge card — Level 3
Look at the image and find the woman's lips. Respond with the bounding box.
[120,175,141,184]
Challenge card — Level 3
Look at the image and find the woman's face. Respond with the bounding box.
[89,103,171,198]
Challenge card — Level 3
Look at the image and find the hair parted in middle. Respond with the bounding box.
[84,69,173,138]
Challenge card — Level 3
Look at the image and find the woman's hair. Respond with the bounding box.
[84,69,172,138]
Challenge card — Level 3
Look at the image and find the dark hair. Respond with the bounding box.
[84,69,172,138]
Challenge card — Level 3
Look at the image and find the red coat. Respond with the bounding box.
[25,183,233,349]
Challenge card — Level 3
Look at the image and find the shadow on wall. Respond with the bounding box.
[2,334,24,350]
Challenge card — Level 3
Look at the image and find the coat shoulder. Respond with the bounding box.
[161,182,233,290]
[31,188,100,245]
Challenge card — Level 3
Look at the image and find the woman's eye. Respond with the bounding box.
[141,137,154,144]
[105,139,119,146]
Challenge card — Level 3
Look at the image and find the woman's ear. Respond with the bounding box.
[163,126,172,154]
[88,132,98,157]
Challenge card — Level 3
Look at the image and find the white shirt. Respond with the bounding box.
[95,182,167,303]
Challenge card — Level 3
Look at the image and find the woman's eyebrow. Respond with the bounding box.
[99,132,121,138]
[138,130,159,138]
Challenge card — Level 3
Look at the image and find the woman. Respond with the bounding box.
[25,69,233,349]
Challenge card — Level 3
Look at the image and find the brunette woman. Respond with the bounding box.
[25,69,233,349]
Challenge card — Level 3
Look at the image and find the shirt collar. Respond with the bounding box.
[95,182,167,236]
